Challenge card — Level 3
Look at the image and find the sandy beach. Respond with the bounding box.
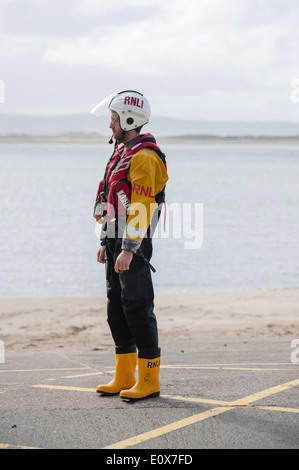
[0,288,298,355]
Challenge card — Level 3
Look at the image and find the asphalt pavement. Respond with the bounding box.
[0,339,298,453]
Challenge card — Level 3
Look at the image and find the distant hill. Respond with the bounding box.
[0,112,299,137]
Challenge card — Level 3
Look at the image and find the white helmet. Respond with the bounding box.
[91,90,151,131]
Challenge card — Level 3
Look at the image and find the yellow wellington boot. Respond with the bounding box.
[119,356,160,401]
[96,352,137,395]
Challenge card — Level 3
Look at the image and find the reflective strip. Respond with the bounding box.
[125,225,147,239]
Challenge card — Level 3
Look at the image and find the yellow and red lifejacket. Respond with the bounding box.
[94,133,167,237]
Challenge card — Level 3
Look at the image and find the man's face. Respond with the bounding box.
[109,112,123,141]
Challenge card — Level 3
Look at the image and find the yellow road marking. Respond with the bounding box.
[104,378,299,449]
[162,394,232,406]
[0,443,41,449]
[1,363,297,374]
[31,379,299,406]
[0,403,297,451]
[32,384,96,393]
[98,363,299,373]
[248,405,299,414]
[162,394,299,413]
[60,372,105,378]
[0,367,92,373]
[231,378,299,406]
[2,376,298,449]
[162,365,285,371]
[104,407,234,449]
[163,363,299,367]
[0,383,26,394]
[0,388,22,395]
[31,385,228,399]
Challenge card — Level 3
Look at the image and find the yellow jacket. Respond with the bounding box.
[122,147,168,251]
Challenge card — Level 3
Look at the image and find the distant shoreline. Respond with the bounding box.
[1,134,299,143]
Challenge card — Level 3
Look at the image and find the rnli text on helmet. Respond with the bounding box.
[124,96,144,108]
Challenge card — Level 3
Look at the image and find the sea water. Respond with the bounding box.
[0,140,298,298]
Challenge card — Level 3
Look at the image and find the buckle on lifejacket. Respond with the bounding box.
[93,191,108,219]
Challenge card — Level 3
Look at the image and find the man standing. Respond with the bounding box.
[91,91,168,400]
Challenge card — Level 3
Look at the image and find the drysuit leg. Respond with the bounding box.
[105,238,160,358]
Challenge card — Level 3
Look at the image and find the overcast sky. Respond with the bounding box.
[1,0,299,121]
